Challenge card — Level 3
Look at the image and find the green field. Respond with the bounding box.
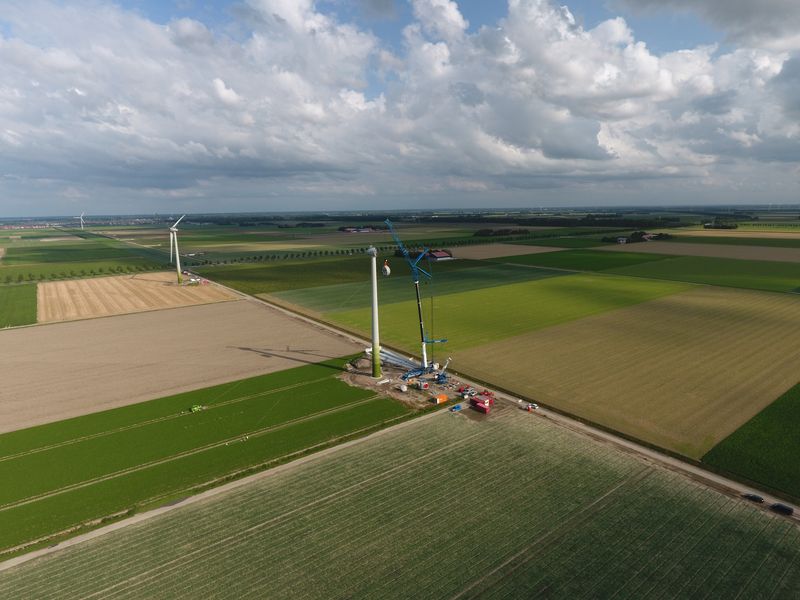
[325,274,689,352]
[500,248,673,271]
[518,236,611,248]
[0,233,163,282]
[671,235,800,248]
[272,262,565,313]
[609,255,800,293]
[0,285,36,328]
[0,358,410,554]
[2,409,797,598]
[704,381,800,500]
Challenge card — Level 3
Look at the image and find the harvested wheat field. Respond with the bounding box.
[455,286,800,458]
[37,272,237,323]
[452,243,563,260]
[599,241,800,263]
[0,300,360,433]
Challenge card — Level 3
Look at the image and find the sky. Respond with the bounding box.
[0,0,799,216]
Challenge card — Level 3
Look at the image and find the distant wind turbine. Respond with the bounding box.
[169,215,185,284]
[74,212,85,230]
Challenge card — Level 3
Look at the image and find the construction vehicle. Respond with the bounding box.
[385,219,447,372]
[435,357,452,385]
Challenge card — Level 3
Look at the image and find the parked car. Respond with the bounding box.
[770,503,794,516]
[741,493,764,503]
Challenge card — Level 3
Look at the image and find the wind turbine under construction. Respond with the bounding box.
[169,215,185,284]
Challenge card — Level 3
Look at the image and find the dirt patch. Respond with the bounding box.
[454,286,800,458]
[452,244,564,260]
[0,248,4,263]
[39,237,79,243]
[599,241,800,263]
[0,300,361,433]
[37,272,237,323]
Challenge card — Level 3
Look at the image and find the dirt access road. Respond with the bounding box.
[0,299,360,433]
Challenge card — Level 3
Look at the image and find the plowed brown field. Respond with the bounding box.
[37,272,237,322]
[599,241,800,262]
[453,243,563,260]
[455,286,800,458]
[0,300,360,433]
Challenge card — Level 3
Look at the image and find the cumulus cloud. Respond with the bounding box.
[619,0,800,50]
[0,0,797,214]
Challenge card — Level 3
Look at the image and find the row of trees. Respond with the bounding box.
[1,263,161,284]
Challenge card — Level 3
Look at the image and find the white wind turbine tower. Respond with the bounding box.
[169,215,185,284]
[74,212,85,230]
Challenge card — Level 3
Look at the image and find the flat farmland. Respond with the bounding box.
[450,243,563,260]
[704,381,800,499]
[325,274,689,352]
[0,284,36,328]
[455,286,800,458]
[2,410,798,598]
[0,359,409,553]
[599,240,800,263]
[0,300,360,433]
[37,272,237,323]
[608,255,800,293]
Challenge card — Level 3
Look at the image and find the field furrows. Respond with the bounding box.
[2,410,797,598]
[456,286,800,457]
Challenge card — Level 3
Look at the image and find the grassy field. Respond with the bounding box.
[609,255,800,293]
[0,234,163,282]
[516,236,611,248]
[271,262,565,313]
[671,234,800,248]
[704,381,800,500]
[325,273,689,352]
[455,286,800,458]
[500,248,673,271]
[0,285,36,328]
[2,409,798,598]
[0,284,36,328]
[0,358,410,554]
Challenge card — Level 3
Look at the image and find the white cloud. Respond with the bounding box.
[0,0,797,215]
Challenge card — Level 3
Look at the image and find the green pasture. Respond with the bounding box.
[4,410,798,598]
[670,235,800,248]
[272,263,565,313]
[498,248,673,271]
[609,256,800,293]
[0,234,163,282]
[518,237,611,248]
[0,284,36,328]
[704,381,800,501]
[327,274,690,352]
[0,358,410,553]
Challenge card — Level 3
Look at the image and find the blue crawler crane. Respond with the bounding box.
[384,219,447,375]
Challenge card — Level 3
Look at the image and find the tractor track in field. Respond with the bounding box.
[0,394,383,514]
[0,375,334,464]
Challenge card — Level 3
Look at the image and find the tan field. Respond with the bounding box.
[37,272,237,323]
[452,243,563,260]
[598,240,800,263]
[455,286,800,458]
[0,247,4,261]
[0,300,360,433]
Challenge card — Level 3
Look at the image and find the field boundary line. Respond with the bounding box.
[0,375,334,463]
[0,408,451,572]
[0,395,384,513]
